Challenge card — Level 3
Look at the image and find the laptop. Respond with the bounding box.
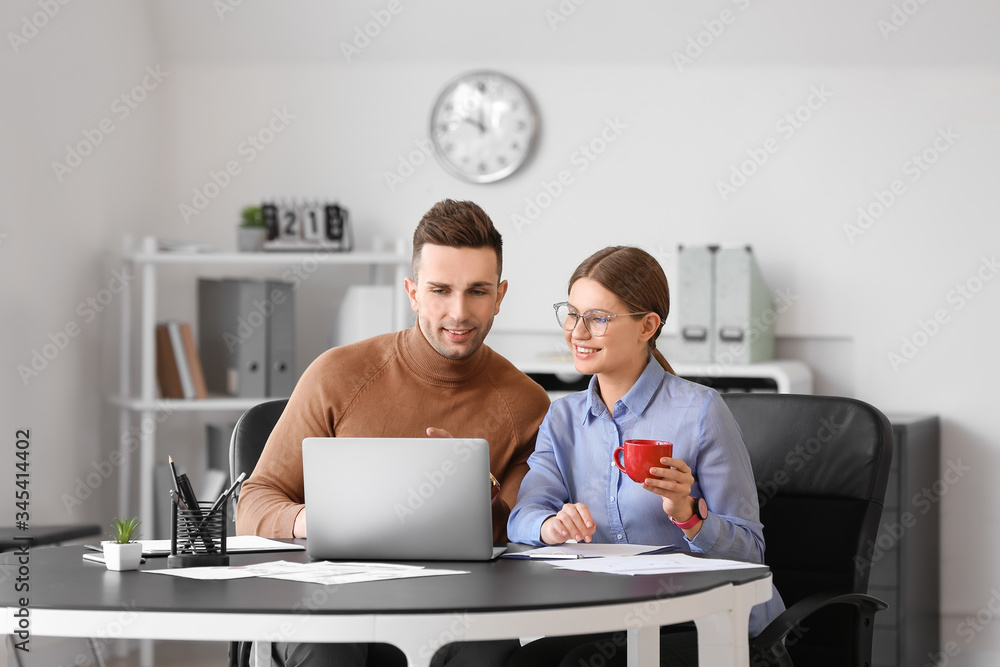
[302,437,503,561]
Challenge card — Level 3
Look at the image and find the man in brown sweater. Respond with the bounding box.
[237,199,550,667]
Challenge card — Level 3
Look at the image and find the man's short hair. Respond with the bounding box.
[412,199,503,281]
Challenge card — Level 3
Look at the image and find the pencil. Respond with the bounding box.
[168,455,181,493]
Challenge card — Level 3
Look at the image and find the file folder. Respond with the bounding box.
[178,322,209,399]
[167,321,195,398]
[713,246,775,365]
[198,278,267,397]
[674,245,717,363]
[265,280,296,397]
[155,323,185,399]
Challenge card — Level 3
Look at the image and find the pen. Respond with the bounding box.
[176,472,201,514]
[528,553,585,559]
[200,472,245,525]
[83,553,145,564]
[169,489,189,511]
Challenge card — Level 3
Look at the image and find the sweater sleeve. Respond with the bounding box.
[235,352,337,538]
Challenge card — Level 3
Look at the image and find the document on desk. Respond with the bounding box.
[145,560,468,585]
[117,536,306,556]
[504,544,674,559]
[260,561,468,586]
[547,553,764,575]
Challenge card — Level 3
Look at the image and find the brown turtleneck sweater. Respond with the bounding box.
[236,325,550,543]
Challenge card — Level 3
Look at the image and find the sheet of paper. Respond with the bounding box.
[143,566,260,580]
[144,559,342,580]
[136,535,305,555]
[261,566,468,586]
[144,559,468,585]
[548,553,765,575]
[509,544,673,559]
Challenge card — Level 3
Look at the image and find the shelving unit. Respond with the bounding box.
[113,235,411,545]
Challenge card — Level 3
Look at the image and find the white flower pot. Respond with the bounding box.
[103,541,142,571]
[237,227,266,252]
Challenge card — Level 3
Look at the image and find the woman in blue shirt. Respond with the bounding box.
[506,246,784,667]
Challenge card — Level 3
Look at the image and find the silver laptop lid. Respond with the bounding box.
[302,437,494,561]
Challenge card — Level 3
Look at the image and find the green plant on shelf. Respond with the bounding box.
[240,205,265,228]
[109,516,141,544]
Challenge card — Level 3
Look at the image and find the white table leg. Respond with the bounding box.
[627,625,660,667]
[694,595,752,667]
[251,640,272,667]
[139,637,153,667]
[396,648,431,667]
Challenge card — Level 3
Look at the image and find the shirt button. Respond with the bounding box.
[610,496,615,502]
[616,534,623,540]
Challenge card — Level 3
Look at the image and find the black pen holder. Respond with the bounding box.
[168,499,229,568]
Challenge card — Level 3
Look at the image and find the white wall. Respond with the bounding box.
[2,0,999,661]
[0,0,164,529]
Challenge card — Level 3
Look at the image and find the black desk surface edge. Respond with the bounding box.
[0,542,771,617]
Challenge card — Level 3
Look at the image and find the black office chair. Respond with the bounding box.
[229,398,289,517]
[227,399,406,667]
[721,393,894,667]
[228,398,287,667]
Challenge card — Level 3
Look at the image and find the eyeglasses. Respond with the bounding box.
[553,302,651,337]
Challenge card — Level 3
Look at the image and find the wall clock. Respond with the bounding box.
[429,70,539,184]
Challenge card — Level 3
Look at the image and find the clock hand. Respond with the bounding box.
[476,106,487,134]
[460,115,485,133]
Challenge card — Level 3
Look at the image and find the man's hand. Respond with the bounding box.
[643,456,695,520]
[426,427,454,438]
[540,503,596,545]
[292,507,307,538]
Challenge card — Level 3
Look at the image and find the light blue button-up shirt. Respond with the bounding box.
[508,356,785,637]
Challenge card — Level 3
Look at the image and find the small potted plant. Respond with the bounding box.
[103,517,142,571]
[237,205,267,252]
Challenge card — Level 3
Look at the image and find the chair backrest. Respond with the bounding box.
[229,398,288,510]
[722,393,893,663]
[228,398,288,667]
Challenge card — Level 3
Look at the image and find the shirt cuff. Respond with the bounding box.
[685,511,721,552]
[510,509,552,546]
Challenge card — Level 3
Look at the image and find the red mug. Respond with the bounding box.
[612,440,673,484]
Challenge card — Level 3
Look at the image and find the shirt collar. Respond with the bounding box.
[582,355,664,423]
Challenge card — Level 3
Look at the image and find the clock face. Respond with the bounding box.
[429,71,538,184]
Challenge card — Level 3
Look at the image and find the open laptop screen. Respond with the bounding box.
[302,437,495,561]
